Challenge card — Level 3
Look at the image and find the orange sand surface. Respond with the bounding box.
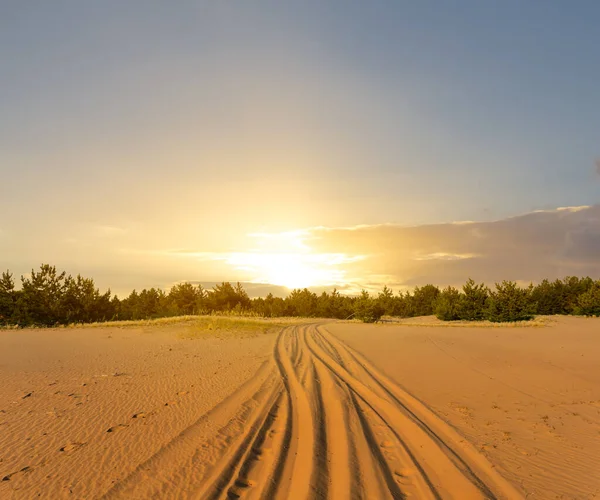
[0,322,273,499]
[327,316,600,499]
[1,317,598,499]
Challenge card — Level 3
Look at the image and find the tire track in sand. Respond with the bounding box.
[103,325,523,499]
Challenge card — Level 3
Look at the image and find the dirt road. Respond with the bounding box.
[104,324,522,499]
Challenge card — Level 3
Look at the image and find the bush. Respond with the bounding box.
[19,264,68,326]
[574,281,600,316]
[354,290,385,323]
[485,281,535,322]
[0,271,16,325]
[562,276,595,314]
[435,286,462,321]
[531,279,565,315]
[456,278,489,320]
[411,284,440,316]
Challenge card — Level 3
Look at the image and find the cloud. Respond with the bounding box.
[596,159,600,176]
[303,205,600,289]
[58,205,599,297]
[144,205,600,294]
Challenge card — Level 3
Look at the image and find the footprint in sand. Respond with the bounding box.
[107,424,129,433]
[2,466,32,482]
[60,442,86,454]
[132,412,148,419]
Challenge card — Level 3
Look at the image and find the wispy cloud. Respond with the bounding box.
[303,205,600,289]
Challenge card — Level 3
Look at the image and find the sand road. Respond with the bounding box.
[102,324,522,499]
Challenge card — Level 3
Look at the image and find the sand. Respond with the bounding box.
[327,316,600,499]
[1,316,598,499]
[0,321,274,499]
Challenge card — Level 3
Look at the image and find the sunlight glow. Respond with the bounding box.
[161,230,365,290]
[224,231,363,289]
[226,252,362,289]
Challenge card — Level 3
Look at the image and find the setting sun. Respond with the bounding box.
[225,252,348,289]
[219,231,364,290]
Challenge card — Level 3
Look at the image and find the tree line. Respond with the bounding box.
[0,264,599,327]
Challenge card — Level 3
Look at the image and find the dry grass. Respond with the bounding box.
[1,315,327,333]
[4,314,559,332]
[343,315,555,328]
[180,317,286,339]
[180,316,320,339]
[55,315,320,338]
[66,315,201,329]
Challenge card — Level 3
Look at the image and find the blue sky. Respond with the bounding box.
[1,2,599,293]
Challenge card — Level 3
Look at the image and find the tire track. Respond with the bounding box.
[314,327,494,494]
[102,324,523,499]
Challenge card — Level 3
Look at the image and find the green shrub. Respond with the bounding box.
[354,290,385,323]
[0,271,16,325]
[435,286,462,321]
[411,284,440,316]
[563,276,595,314]
[456,278,489,320]
[531,279,566,315]
[574,281,600,316]
[485,281,535,322]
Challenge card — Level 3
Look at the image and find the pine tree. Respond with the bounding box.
[0,271,15,325]
[435,286,461,321]
[354,290,384,323]
[457,278,489,320]
[20,264,67,326]
[485,281,535,322]
[574,281,600,316]
[377,286,395,315]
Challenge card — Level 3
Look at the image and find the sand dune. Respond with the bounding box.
[2,317,599,498]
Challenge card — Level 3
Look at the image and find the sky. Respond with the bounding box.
[1,1,599,296]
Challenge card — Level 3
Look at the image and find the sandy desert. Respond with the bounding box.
[1,316,599,499]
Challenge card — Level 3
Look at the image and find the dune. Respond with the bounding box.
[1,316,598,498]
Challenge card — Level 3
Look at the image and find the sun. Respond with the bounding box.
[219,231,363,290]
[179,230,365,290]
[253,254,332,289]
[226,252,340,289]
